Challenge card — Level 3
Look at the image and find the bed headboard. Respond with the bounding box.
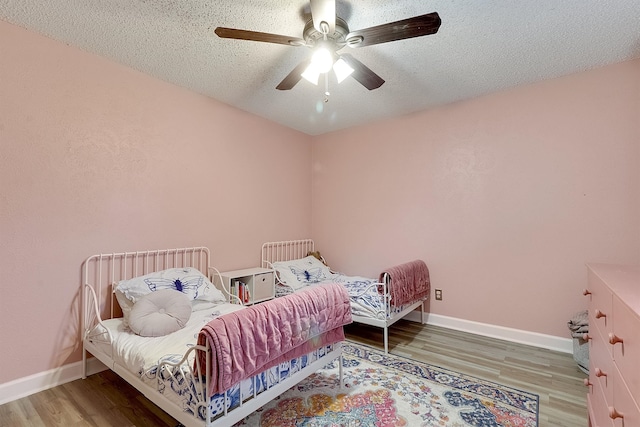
[82,247,211,324]
[261,239,315,268]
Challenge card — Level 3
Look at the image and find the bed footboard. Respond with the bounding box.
[379,259,430,307]
[152,343,344,427]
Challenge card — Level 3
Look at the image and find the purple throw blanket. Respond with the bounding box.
[197,283,352,395]
[379,259,430,306]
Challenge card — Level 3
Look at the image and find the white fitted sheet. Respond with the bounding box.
[98,303,244,376]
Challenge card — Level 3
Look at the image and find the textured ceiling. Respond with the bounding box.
[2,1,640,135]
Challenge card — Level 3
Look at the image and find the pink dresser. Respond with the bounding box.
[584,263,640,427]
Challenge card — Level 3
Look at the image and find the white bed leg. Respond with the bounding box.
[82,345,87,379]
[383,326,389,354]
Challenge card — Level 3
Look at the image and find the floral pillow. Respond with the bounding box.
[272,256,333,289]
[117,267,224,302]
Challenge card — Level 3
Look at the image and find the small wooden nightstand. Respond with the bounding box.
[211,267,275,305]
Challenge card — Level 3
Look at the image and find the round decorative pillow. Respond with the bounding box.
[129,289,192,337]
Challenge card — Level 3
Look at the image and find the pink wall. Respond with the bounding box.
[0,21,312,384]
[312,58,640,338]
[2,16,639,389]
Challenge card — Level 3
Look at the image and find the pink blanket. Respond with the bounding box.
[197,283,352,395]
[379,259,430,306]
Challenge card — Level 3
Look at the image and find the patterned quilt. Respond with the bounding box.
[276,273,408,320]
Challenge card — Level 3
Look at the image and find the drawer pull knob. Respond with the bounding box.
[608,407,624,419]
[583,289,592,296]
[583,378,592,387]
[594,368,607,377]
[595,309,606,319]
[608,333,623,345]
[582,333,591,341]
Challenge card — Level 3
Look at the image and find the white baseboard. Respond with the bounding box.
[0,357,107,406]
[404,311,574,354]
[1,314,574,406]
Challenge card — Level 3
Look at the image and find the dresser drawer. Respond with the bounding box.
[588,268,613,351]
[589,326,614,404]
[589,377,614,427]
[611,366,640,427]
[611,295,640,400]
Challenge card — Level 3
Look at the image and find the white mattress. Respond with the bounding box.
[98,303,244,376]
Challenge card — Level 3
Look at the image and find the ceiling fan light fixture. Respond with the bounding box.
[301,65,321,85]
[302,45,334,85]
[310,46,334,73]
[333,58,354,83]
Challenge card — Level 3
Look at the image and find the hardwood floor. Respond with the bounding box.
[0,321,587,427]
[346,321,588,427]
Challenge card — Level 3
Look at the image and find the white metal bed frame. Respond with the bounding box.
[261,239,427,354]
[82,246,343,427]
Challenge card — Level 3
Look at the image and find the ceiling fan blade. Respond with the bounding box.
[215,27,304,46]
[310,0,335,33]
[276,59,312,90]
[346,12,441,48]
[339,54,384,90]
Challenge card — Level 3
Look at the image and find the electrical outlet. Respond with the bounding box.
[435,289,443,301]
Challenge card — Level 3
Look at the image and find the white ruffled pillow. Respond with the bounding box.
[272,256,332,289]
[129,289,191,337]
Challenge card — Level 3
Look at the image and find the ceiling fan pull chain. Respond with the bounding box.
[324,73,330,103]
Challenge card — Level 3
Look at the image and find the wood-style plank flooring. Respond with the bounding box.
[346,321,588,427]
[0,321,587,427]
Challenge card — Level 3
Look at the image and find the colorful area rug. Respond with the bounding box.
[236,341,539,427]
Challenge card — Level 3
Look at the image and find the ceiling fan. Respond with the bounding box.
[214,0,441,91]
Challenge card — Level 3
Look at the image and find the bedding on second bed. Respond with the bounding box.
[276,273,411,319]
[271,255,415,319]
